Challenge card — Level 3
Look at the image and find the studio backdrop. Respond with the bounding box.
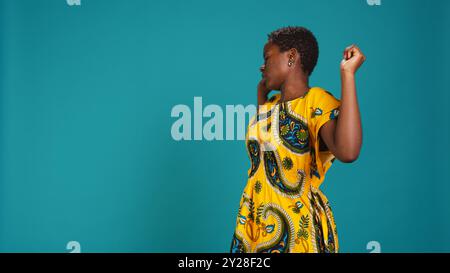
[1,0,449,252]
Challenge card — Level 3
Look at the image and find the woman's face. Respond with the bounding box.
[260,41,292,91]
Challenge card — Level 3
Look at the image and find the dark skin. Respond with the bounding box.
[258,41,365,163]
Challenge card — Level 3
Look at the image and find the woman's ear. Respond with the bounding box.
[287,48,299,67]
[289,48,299,61]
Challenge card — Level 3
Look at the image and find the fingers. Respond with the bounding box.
[343,45,354,59]
[344,45,356,59]
[343,44,366,61]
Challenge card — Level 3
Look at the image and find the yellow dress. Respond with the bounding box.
[230,87,341,253]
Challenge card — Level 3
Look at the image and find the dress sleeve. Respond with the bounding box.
[308,89,341,185]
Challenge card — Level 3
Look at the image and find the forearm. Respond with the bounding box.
[257,89,268,114]
[334,71,362,161]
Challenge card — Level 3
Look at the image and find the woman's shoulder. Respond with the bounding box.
[262,87,340,110]
[258,93,281,112]
[307,87,340,107]
[308,86,338,99]
[265,93,281,105]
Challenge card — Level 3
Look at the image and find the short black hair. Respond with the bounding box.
[267,26,319,76]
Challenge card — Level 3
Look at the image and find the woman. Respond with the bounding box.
[230,26,365,253]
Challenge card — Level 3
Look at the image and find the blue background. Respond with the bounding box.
[1,0,449,252]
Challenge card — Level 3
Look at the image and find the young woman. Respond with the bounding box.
[230,26,365,253]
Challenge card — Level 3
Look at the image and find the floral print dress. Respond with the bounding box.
[230,87,342,253]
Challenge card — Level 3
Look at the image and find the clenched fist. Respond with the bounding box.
[340,44,366,75]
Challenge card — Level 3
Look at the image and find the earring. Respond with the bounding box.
[288,59,294,67]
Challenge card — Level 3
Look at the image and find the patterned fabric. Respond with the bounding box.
[230,87,341,253]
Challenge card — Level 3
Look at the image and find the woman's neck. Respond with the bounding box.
[279,75,310,102]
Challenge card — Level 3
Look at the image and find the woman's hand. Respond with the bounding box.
[340,44,366,75]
